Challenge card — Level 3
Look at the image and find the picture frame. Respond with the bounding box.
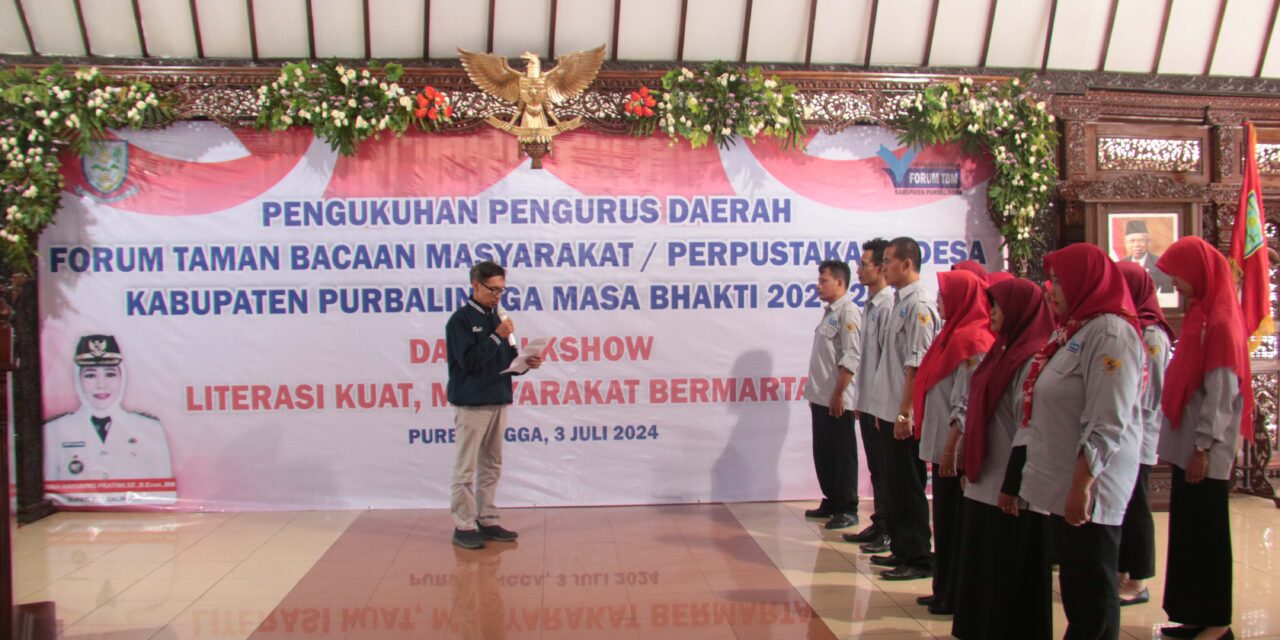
[1086,202,1199,315]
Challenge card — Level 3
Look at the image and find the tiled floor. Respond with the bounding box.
[11,496,1280,639]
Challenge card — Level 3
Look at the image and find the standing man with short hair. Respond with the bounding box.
[844,238,894,551]
[803,259,863,530]
[447,260,542,550]
[866,237,939,580]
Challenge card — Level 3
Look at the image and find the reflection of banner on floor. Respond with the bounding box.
[40,123,1000,510]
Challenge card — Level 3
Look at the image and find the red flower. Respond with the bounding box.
[415,107,427,118]
[427,107,439,120]
[416,94,429,109]
[642,106,653,117]
[444,105,453,118]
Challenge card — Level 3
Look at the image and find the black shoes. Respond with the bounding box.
[859,535,892,554]
[452,528,485,549]
[927,602,954,615]
[804,506,834,519]
[478,522,518,541]
[880,565,932,581]
[1159,626,1232,639]
[916,595,936,606]
[843,524,882,544]
[1119,587,1150,606]
[869,554,901,567]
[824,513,860,530]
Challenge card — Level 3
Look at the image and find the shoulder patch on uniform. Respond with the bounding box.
[963,356,978,369]
[845,321,858,333]
[917,312,930,327]
[1100,354,1122,375]
[1145,342,1160,357]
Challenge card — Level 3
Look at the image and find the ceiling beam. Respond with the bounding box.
[923,0,940,66]
[306,0,317,59]
[804,0,818,66]
[1203,0,1228,75]
[487,0,495,53]
[548,0,557,59]
[677,0,688,61]
[740,0,754,63]
[12,0,34,55]
[1152,0,1173,74]
[980,0,998,67]
[74,0,92,56]
[131,0,149,57]
[1098,0,1119,71]
[186,0,203,58]
[1257,0,1280,76]
[1041,0,1058,72]
[362,0,371,60]
[612,0,621,61]
[864,0,879,67]
[246,0,259,61]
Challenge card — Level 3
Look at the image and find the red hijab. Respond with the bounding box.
[951,260,988,280]
[913,270,995,437]
[1156,237,1254,440]
[988,272,1015,285]
[1115,261,1175,341]
[1021,244,1140,427]
[963,278,1055,481]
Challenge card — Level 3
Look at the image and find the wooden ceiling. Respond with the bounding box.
[1,0,1278,79]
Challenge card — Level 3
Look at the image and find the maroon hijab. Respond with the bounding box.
[963,279,1055,482]
[1115,261,1174,342]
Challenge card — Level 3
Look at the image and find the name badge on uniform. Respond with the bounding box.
[471,326,484,332]
[1067,341,1081,353]
[62,441,86,448]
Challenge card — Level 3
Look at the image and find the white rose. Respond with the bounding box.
[347,99,357,108]
[399,96,413,108]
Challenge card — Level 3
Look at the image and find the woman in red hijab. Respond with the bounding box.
[911,270,994,615]
[1154,237,1251,640]
[951,278,1056,640]
[1114,262,1176,606]
[1018,243,1145,640]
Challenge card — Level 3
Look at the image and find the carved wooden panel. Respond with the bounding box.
[1084,123,1211,183]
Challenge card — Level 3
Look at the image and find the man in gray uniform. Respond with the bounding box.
[803,259,863,530]
[865,237,939,581]
[844,238,894,551]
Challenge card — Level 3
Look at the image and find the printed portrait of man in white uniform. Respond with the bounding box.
[44,334,177,507]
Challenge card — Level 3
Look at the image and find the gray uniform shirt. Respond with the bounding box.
[965,359,1033,507]
[1138,326,1171,466]
[918,354,982,463]
[1019,314,1144,527]
[804,293,863,409]
[855,286,896,414]
[867,280,940,423]
[1158,367,1242,481]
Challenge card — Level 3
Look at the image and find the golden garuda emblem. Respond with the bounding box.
[458,45,606,168]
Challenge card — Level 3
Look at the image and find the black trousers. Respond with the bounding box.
[1163,465,1232,627]
[858,411,888,532]
[877,417,931,568]
[809,403,858,514]
[931,468,963,605]
[952,501,1053,640]
[1052,515,1122,640]
[1118,464,1156,580]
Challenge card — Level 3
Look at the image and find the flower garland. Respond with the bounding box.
[0,64,170,273]
[626,62,807,150]
[888,75,1057,263]
[254,61,454,157]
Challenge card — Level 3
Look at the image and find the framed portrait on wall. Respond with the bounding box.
[1087,203,1199,313]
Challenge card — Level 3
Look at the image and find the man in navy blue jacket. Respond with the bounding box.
[447,261,542,549]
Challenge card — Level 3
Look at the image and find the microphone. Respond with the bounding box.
[497,306,517,347]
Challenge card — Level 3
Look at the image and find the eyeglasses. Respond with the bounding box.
[478,281,506,295]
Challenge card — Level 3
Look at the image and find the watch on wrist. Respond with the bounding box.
[896,413,909,423]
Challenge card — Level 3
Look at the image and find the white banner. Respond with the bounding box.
[39,123,999,510]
